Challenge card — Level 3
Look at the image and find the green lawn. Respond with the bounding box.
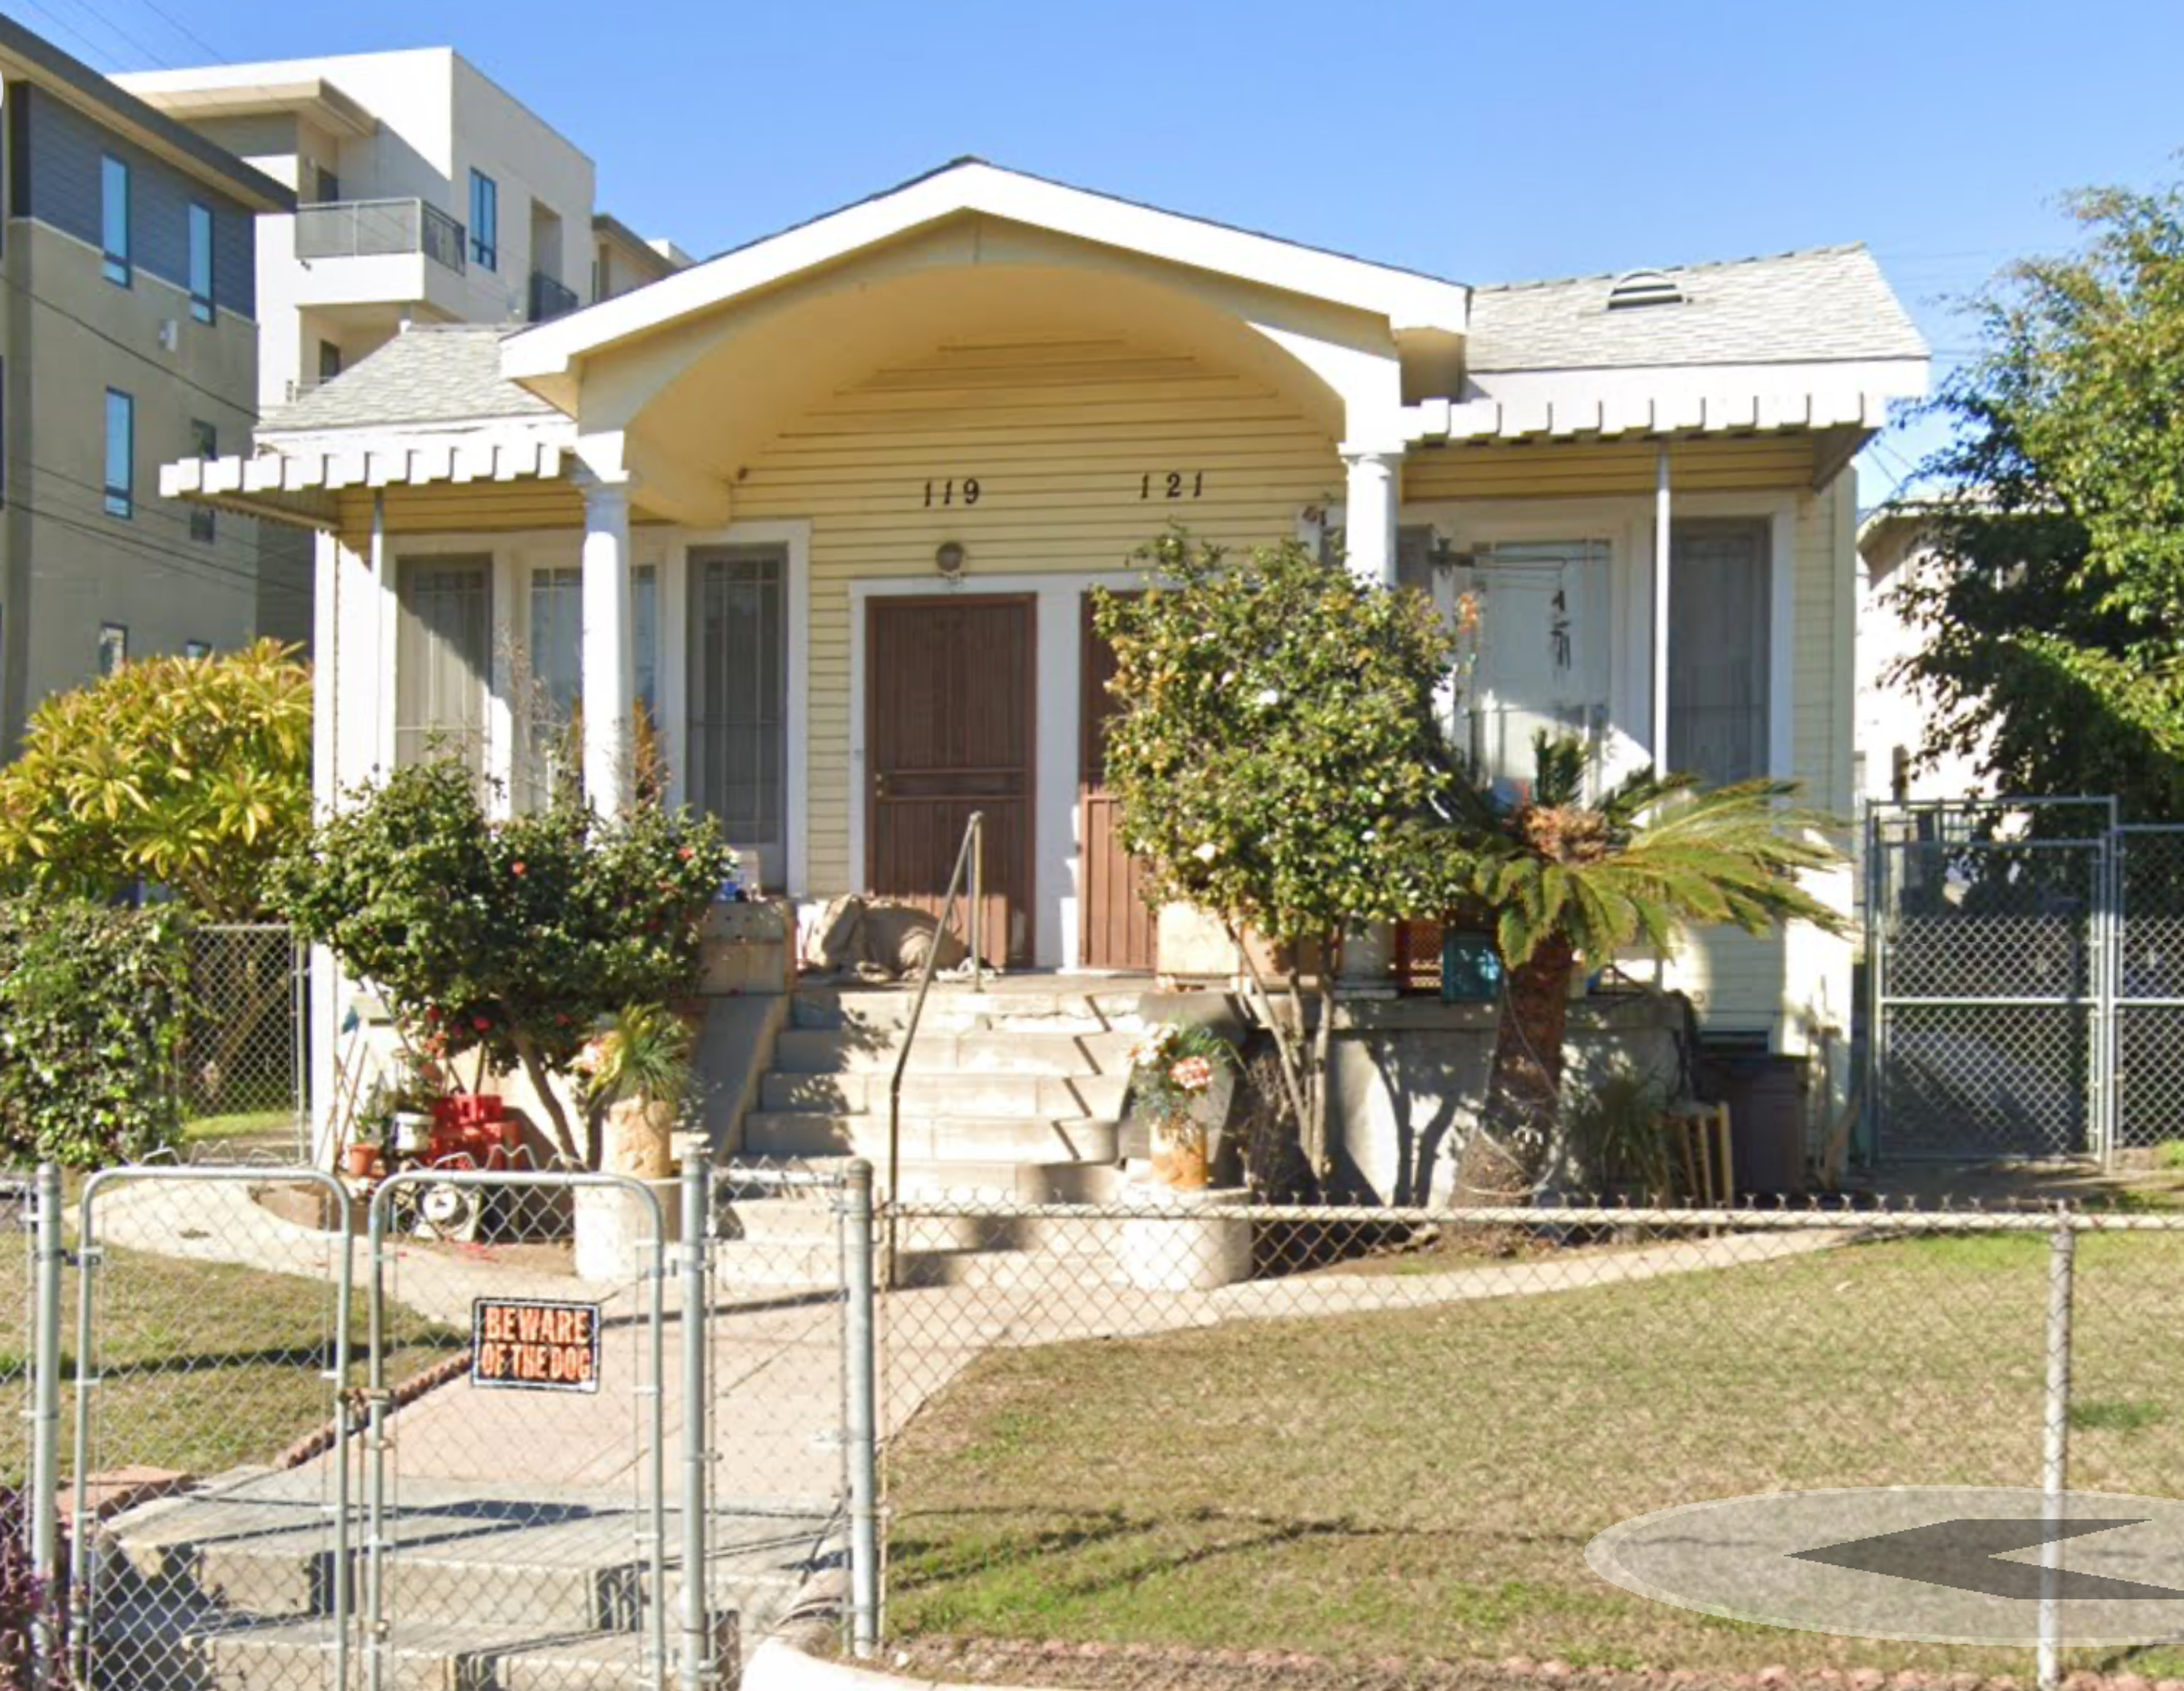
[182,1107,303,1147]
[0,1237,460,1489]
[884,1228,2184,1678]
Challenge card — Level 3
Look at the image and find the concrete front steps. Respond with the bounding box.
[714,981,1151,1291]
[90,1474,832,1690]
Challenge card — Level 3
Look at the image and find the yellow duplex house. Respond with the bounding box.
[168,159,1927,1150]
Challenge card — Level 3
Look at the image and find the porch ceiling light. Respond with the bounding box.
[935,541,966,580]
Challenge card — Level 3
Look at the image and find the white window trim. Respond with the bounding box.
[370,520,809,894]
[1401,491,1797,786]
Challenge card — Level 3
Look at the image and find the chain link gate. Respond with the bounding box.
[2113,823,2184,1152]
[1867,798,2118,1161]
[364,1168,671,1691]
[67,1166,355,1691]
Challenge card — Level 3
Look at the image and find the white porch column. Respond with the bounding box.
[1652,442,1672,766]
[1337,444,1404,995]
[1339,445,1403,587]
[581,479,635,817]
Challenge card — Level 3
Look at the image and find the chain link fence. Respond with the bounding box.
[15,1162,2184,1690]
[176,925,307,1155]
[872,1191,2184,1686]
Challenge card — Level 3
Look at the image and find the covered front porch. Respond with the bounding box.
[171,161,1917,1060]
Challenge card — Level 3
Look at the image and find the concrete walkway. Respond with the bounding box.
[84,1174,1855,1505]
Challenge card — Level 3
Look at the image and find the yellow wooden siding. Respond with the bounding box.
[731,331,1342,896]
[1403,434,1815,502]
[336,482,586,538]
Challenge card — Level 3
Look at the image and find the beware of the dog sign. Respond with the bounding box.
[470,1298,601,1394]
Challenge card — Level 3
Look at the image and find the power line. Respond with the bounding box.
[110,0,228,64]
[38,0,177,68]
[10,488,311,603]
[0,267,259,420]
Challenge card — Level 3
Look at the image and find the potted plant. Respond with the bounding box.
[577,1002,696,1181]
[1126,1022,1232,1190]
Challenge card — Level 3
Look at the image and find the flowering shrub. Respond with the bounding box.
[273,758,733,1167]
[0,896,192,1167]
[1126,1022,1233,1147]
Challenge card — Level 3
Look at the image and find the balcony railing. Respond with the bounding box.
[528,270,580,323]
[295,198,468,274]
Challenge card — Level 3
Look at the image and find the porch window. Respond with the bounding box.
[395,556,492,778]
[1668,519,1772,785]
[1455,538,1612,793]
[687,546,785,886]
[521,563,659,803]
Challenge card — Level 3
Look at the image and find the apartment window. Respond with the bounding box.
[468,169,498,271]
[313,163,340,204]
[318,341,343,386]
[97,623,127,677]
[184,640,210,660]
[1667,518,1773,785]
[188,421,216,542]
[102,389,133,519]
[100,155,130,285]
[187,202,214,323]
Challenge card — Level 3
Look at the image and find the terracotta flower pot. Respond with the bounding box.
[344,1143,379,1180]
[1152,1117,1211,1191]
[605,1097,677,1181]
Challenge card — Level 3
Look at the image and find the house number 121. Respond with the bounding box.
[1141,472,1205,500]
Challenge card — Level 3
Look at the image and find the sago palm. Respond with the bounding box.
[1440,734,1844,1200]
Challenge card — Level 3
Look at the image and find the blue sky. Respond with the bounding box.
[34,0,2184,502]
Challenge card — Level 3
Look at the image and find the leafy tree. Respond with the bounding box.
[0,640,311,919]
[1440,735,1840,1199]
[1093,529,1457,1178]
[272,759,731,1167]
[0,896,193,1167]
[1896,173,2184,816]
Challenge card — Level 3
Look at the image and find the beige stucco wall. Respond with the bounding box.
[2,217,262,747]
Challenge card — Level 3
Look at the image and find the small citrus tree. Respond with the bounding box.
[1093,529,1457,1178]
[0,640,311,919]
[272,758,732,1167]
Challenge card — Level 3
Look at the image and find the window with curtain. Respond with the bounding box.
[687,547,785,886]
[1668,518,1772,785]
[395,556,491,778]
[522,563,658,805]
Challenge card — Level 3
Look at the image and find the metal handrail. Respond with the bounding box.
[885,810,985,1282]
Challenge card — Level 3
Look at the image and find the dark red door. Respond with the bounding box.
[1078,593,1160,971]
[867,595,1035,968]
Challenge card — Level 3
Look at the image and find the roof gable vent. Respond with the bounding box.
[1606,268,1685,310]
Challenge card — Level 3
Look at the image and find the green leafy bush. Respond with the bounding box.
[272,759,732,1167]
[0,640,311,919]
[0,896,192,1167]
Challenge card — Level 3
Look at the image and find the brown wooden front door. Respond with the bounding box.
[866,595,1035,968]
[1078,592,1160,971]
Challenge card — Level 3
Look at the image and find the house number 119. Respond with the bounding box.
[924,478,981,507]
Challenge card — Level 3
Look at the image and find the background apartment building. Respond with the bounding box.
[0,16,288,752]
[118,48,688,645]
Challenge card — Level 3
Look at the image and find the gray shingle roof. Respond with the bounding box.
[1467,243,1927,373]
[260,324,565,434]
